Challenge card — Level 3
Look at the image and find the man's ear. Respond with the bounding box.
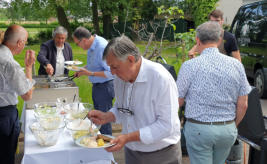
[17,39,23,48]
[127,55,136,64]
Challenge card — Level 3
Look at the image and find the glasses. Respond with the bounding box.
[117,82,135,116]
[117,107,134,115]
[75,39,82,46]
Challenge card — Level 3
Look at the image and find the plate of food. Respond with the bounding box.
[64,60,83,65]
[64,65,82,72]
[75,134,115,148]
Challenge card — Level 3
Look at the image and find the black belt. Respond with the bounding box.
[0,105,16,109]
[135,144,175,154]
[93,80,113,86]
[187,118,234,125]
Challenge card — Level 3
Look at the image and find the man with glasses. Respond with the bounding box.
[72,27,114,135]
[88,35,182,164]
[37,26,73,76]
[188,9,241,61]
[0,25,35,164]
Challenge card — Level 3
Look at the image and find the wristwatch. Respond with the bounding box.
[91,72,95,76]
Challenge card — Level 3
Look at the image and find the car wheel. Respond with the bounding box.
[254,69,267,98]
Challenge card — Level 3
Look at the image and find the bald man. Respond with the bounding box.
[0,25,35,164]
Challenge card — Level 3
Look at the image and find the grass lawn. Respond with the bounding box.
[14,41,183,118]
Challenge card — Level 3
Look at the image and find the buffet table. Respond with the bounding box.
[22,110,116,164]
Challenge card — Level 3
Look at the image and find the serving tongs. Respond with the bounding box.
[66,74,76,81]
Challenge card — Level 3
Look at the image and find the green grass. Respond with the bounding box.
[14,41,182,118]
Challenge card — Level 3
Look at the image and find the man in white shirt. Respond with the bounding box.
[0,25,35,164]
[89,35,182,164]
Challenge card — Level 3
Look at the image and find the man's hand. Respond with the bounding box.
[188,45,198,59]
[46,64,54,75]
[88,110,115,125]
[105,134,128,152]
[75,68,93,78]
[25,50,35,67]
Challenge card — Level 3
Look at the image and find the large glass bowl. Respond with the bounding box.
[30,122,65,146]
[64,103,93,121]
[66,118,99,141]
[34,102,60,117]
[35,114,64,130]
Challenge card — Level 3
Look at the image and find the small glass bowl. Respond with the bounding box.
[64,103,93,121]
[66,119,99,141]
[30,122,65,146]
[34,102,60,117]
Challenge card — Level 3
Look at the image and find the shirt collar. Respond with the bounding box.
[0,44,14,60]
[89,35,97,51]
[201,47,219,56]
[56,44,64,51]
[134,56,148,83]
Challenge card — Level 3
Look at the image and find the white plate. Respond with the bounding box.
[64,61,83,65]
[64,66,82,72]
[75,135,115,148]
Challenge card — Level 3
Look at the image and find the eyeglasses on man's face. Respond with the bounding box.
[117,107,134,115]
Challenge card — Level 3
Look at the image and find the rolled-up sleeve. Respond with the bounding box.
[5,62,34,96]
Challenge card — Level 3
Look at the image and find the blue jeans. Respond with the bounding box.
[92,80,114,135]
[184,121,237,164]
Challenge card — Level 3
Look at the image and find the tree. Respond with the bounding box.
[180,0,219,26]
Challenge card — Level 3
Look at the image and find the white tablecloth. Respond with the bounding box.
[21,110,116,164]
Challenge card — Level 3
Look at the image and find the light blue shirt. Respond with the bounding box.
[86,35,113,83]
[177,47,251,122]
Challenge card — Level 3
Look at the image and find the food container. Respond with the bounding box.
[34,102,60,117]
[66,119,99,141]
[64,103,93,121]
[35,114,64,130]
[30,122,65,146]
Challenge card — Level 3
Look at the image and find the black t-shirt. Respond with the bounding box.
[223,31,239,56]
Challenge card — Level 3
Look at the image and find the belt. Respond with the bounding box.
[187,118,234,125]
[0,105,16,109]
[134,144,175,154]
[93,80,113,86]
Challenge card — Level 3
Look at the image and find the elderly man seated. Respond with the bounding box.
[37,26,73,76]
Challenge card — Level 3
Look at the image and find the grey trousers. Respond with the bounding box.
[125,141,182,164]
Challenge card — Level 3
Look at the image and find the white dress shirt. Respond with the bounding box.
[55,46,65,76]
[110,57,180,152]
[0,45,35,107]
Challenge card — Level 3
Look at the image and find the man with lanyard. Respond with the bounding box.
[72,27,114,135]
[188,9,241,62]
[88,35,182,164]
[0,25,35,164]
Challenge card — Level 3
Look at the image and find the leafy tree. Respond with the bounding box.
[180,0,219,26]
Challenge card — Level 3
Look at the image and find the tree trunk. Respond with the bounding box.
[102,12,112,39]
[55,5,72,40]
[118,3,124,34]
[92,0,100,35]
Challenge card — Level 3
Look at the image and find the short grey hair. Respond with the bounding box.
[196,21,222,44]
[103,35,140,62]
[52,26,68,38]
[72,27,91,40]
